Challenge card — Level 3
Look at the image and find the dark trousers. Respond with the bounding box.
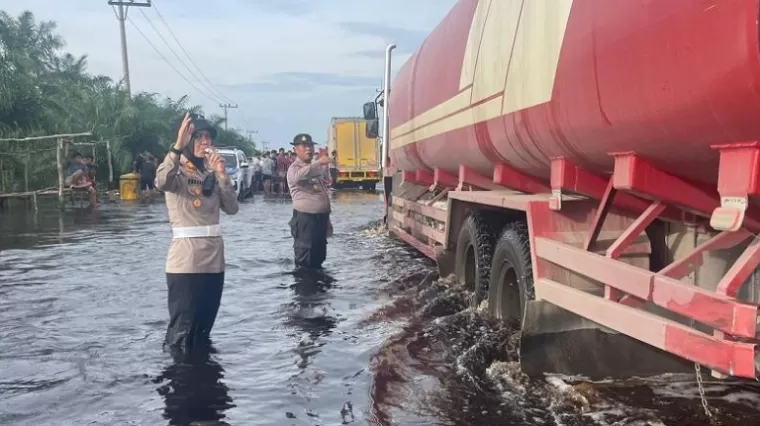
[165,272,224,353]
[290,210,329,269]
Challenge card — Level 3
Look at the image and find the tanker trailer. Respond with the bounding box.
[363,0,760,380]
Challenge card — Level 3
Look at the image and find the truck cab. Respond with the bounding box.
[327,117,380,191]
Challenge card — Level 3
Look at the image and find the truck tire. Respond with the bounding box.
[487,222,534,325]
[454,213,499,306]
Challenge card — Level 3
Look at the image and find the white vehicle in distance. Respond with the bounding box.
[215,147,251,200]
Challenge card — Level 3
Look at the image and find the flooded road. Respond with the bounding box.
[1,192,760,426]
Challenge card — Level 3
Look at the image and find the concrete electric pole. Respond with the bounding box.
[219,103,238,130]
[108,1,152,96]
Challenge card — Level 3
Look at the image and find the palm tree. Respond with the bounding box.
[0,10,254,192]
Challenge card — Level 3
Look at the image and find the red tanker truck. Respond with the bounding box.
[362,0,760,380]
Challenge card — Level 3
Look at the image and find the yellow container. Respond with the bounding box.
[119,172,140,201]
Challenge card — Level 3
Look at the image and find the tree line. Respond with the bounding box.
[0,10,255,193]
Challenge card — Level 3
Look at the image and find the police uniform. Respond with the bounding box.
[286,133,332,269]
[155,118,239,352]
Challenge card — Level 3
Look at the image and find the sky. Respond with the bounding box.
[0,0,457,150]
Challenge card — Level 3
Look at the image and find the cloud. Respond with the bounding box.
[1,0,457,149]
[244,0,316,16]
[224,72,380,94]
[339,22,429,55]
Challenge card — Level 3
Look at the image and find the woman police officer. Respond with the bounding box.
[155,112,239,353]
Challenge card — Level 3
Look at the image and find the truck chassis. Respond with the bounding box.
[388,145,760,380]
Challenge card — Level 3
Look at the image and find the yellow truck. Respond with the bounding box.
[327,117,380,191]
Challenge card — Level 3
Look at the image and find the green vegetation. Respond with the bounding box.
[0,10,255,193]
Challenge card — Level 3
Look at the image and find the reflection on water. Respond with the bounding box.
[286,269,338,341]
[0,194,402,425]
[7,190,753,426]
[365,271,760,426]
[154,343,235,426]
[0,198,154,251]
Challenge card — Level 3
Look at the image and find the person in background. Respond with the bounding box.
[284,151,297,194]
[276,148,289,195]
[329,150,338,189]
[83,154,95,166]
[260,152,274,195]
[155,112,239,354]
[138,152,158,197]
[251,155,262,193]
[65,153,86,186]
[69,164,98,207]
[287,133,333,269]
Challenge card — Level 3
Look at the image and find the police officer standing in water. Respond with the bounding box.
[155,112,239,353]
[287,133,333,269]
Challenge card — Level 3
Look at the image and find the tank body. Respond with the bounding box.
[388,0,760,185]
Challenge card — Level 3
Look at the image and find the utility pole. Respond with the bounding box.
[260,141,270,152]
[219,103,238,130]
[246,130,258,142]
[108,0,152,97]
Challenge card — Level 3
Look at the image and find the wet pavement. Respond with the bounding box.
[1,192,760,426]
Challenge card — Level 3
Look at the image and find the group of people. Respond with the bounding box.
[251,149,295,195]
[156,113,334,354]
[249,148,338,195]
[65,153,99,207]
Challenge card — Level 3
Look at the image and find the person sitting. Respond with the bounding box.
[69,164,98,207]
[64,153,86,186]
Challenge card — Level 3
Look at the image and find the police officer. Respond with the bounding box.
[286,133,333,269]
[155,112,239,353]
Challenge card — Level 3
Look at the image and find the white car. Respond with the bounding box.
[216,147,251,200]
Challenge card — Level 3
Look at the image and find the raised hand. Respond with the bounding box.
[317,153,331,166]
[174,112,195,150]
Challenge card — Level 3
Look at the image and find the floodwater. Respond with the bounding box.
[1,192,760,426]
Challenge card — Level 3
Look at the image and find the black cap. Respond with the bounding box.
[192,117,218,140]
[291,133,315,146]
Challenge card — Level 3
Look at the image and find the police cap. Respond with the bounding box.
[291,133,315,146]
[192,117,218,141]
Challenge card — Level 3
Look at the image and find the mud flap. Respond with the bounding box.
[520,300,691,380]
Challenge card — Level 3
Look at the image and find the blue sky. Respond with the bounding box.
[1,0,457,150]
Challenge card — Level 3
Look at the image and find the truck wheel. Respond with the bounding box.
[488,222,534,325]
[454,213,498,306]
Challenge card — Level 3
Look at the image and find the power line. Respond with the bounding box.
[135,8,224,103]
[125,16,220,103]
[149,0,235,104]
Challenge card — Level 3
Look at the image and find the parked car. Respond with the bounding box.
[216,147,251,200]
